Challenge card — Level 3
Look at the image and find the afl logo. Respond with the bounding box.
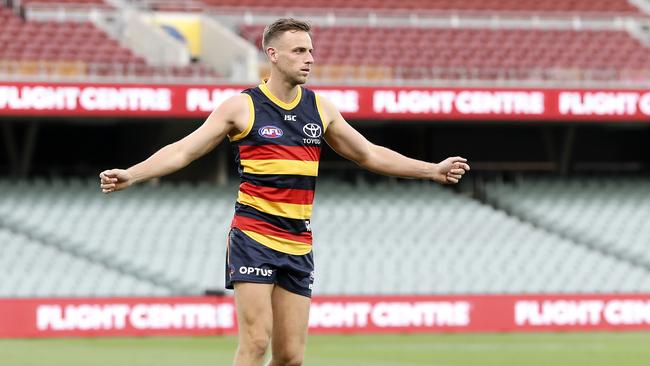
[259,126,283,138]
[303,123,322,138]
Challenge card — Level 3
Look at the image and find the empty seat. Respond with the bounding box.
[2,177,649,297]
[241,24,650,83]
[145,0,643,14]
[0,7,220,80]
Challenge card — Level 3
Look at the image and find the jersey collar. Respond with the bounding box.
[259,81,302,110]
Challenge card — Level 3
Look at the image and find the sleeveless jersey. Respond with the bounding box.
[229,82,328,255]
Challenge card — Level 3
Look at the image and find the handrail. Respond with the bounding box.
[2,65,650,88]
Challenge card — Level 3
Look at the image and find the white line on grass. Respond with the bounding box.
[337,342,606,352]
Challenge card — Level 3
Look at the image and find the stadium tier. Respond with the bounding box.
[145,0,643,15]
[0,228,171,297]
[0,179,230,296]
[240,25,650,82]
[2,0,649,84]
[2,178,650,297]
[313,180,650,294]
[20,0,112,9]
[486,177,650,267]
[0,5,217,80]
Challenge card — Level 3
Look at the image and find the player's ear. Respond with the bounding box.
[267,47,278,63]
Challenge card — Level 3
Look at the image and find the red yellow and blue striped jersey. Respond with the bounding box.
[229,82,328,255]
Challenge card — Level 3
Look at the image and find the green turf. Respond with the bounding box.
[2,332,649,366]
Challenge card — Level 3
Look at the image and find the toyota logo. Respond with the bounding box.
[303,123,322,138]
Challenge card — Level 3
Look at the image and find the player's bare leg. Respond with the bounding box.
[233,282,275,366]
[267,286,311,366]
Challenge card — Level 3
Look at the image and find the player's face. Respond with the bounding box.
[268,30,314,85]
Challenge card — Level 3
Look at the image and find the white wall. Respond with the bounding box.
[122,12,190,67]
[200,16,258,82]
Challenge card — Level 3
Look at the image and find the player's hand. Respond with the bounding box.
[99,169,133,193]
[432,157,470,185]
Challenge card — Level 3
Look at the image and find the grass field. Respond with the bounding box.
[2,332,650,366]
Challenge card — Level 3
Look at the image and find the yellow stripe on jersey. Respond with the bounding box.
[315,94,330,132]
[241,229,312,255]
[241,159,319,177]
[237,192,312,219]
[229,94,255,142]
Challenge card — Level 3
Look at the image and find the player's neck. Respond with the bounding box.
[264,77,300,104]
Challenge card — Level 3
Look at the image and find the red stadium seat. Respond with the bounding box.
[241,24,650,81]
[21,0,114,10]
[180,0,644,14]
[0,4,219,80]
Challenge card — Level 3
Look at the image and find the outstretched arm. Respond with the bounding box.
[100,94,250,193]
[321,96,469,184]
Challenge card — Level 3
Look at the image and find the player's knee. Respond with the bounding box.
[240,334,271,357]
[272,346,304,366]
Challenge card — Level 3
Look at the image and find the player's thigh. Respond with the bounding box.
[270,285,311,356]
[234,282,275,345]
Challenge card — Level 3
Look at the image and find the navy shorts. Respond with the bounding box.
[225,228,315,298]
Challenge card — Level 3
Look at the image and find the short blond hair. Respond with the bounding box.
[262,18,311,50]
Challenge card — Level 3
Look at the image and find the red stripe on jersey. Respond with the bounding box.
[239,182,315,205]
[232,215,312,244]
[239,145,320,161]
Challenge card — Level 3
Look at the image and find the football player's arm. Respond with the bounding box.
[320,96,469,184]
[100,94,250,192]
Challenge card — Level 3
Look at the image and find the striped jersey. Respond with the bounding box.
[229,82,328,255]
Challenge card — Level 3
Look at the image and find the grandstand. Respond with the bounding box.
[22,0,111,8]
[486,177,650,267]
[2,0,650,85]
[2,177,650,297]
[1,0,650,344]
[0,1,221,81]
[240,25,650,83]
[0,178,229,296]
[143,0,645,15]
[0,228,170,297]
[314,179,650,294]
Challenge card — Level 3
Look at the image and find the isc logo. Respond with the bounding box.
[284,115,297,121]
[258,126,283,138]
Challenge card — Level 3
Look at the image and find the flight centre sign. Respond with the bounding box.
[1,294,650,338]
[1,82,650,122]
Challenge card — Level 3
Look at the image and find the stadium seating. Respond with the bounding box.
[4,0,649,84]
[2,178,650,297]
[146,0,643,15]
[0,178,233,296]
[239,24,650,82]
[141,0,650,84]
[486,177,650,266]
[20,0,113,9]
[313,180,650,294]
[0,228,171,297]
[0,5,218,80]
